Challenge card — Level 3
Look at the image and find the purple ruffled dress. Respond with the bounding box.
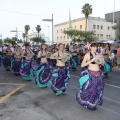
[76,69,104,110]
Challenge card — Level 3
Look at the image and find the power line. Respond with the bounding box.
[0,8,51,17]
[0,8,68,18]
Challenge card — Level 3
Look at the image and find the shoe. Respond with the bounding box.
[56,93,59,96]
[62,92,66,95]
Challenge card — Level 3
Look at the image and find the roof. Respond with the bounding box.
[54,16,106,27]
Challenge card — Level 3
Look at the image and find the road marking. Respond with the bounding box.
[68,84,120,104]
[0,83,26,103]
[106,84,120,89]
[67,91,120,116]
[71,75,120,89]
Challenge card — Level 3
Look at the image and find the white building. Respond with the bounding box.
[54,16,116,44]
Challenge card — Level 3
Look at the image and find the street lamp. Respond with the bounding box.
[42,14,54,44]
[113,0,115,24]
[47,26,50,45]
[10,27,23,42]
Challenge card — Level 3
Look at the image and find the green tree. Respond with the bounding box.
[36,25,41,38]
[112,24,120,39]
[30,37,45,44]
[64,29,97,43]
[0,39,2,45]
[82,3,92,31]
[4,37,16,45]
[24,25,30,42]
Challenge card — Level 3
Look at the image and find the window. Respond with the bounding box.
[80,25,82,30]
[109,35,111,39]
[64,36,65,40]
[93,25,96,29]
[64,28,65,31]
[57,37,59,41]
[97,25,99,29]
[75,26,77,29]
[61,29,62,32]
[100,34,103,39]
[94,34,96,36]
[61,36,62,40]
[57,30,59,33]
[97,34,99,38]
[101,26,103,30]
[106,35,108,39]
[108,26,110,30]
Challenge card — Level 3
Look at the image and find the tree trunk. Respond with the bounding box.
[26,34,27,42]
[85,17,88,32]
[38,32,39,38]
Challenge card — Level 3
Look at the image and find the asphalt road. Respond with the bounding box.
[0,64,120,120]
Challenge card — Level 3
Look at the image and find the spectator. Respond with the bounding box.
[116,42,120,68]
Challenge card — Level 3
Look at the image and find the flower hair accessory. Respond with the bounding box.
[85,42,91,50]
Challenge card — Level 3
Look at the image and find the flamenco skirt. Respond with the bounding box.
[70,56,79,69]
[51,66,70,95]
[35,62,52,88]
[20,59,35,81]
[2,56,12,71]
[12,59,21,75]
[76,69,104,110]
[100,58,112,77]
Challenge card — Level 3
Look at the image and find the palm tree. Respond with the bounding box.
[24,25,30,42]
[82,3,92,31]
[22,33,26,43]
[36,25,41,38]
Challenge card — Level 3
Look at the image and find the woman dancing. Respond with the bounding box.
[12,45,22,75]
[70,45,79,70]
[35,44,52,88]
[76,43,104,110]
[2,45,13,71]
[50,43,70,96]
[20,43,35,81]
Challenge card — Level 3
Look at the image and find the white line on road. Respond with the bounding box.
[67,91,120,116]
[68,84,120,105]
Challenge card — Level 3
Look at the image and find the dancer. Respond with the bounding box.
[35,44,52,88]
[102,44,111,77]
[50,43,70,96]
[2,45,13,71]
[76,43,104,110]
[12,45,22,75]
[70,45,79,70]
[20,43,35,81]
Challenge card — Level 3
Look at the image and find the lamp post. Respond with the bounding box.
[113,0,115,24]
[112,0,115,39]
[47,26,49,45]
[10,27,23,43]
[42,13,54,44]
[10,27,18,41]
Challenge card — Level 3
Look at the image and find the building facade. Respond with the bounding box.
[54,16,116,44]
[105,11,120,37]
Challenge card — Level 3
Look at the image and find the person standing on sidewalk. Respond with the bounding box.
[116,43,120,68]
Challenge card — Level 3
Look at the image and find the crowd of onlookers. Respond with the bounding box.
[0,41,120,68]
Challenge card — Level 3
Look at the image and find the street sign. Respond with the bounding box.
[42,19,52,22]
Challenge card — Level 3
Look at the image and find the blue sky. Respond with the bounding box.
[0,0,120,40]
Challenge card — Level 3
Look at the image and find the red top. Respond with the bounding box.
[117,48,120,56]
